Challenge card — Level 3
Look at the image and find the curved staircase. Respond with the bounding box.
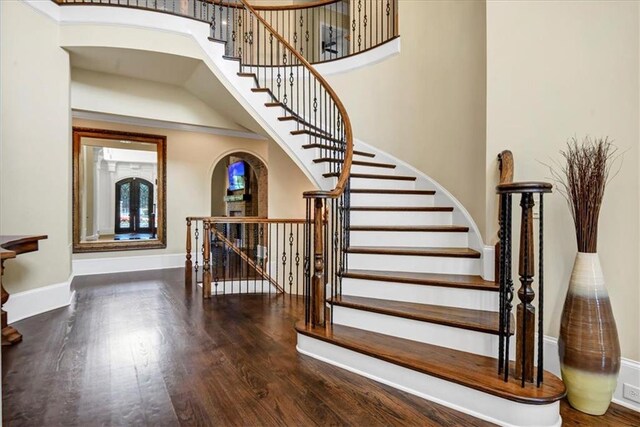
[47,1,565,425]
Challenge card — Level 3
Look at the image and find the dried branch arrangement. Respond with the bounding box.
[548,137,621,253]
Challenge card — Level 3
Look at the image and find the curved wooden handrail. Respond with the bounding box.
[496,182,552,194]
[203,0,342,11]
[239,0,353,200]
[497,150,514,185]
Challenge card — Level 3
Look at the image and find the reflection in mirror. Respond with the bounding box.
[73,128,166,253]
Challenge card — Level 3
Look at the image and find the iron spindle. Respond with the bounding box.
[537,194,545,387]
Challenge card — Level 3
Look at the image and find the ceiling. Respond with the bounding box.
[67,47,266,136]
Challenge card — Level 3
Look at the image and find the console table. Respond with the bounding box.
[0,235,48,345]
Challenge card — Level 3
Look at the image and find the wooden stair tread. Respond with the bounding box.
[350,225,469,232]
[324,172,416,180]
[329,295,507,335]
[295,322,566,404]
[350,188,435,195]
[341,269,498,291]
[265,102,284,107]
[350,206,453,212]
[302,143,375,158]
[314,158,396,169]
[346,246,481,258]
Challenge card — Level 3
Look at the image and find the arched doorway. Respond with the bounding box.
[115,177,154,235]
[210,152,267,218]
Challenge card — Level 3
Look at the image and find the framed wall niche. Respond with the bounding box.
[72,127,167,253]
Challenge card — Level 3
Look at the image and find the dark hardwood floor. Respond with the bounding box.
[2,268,638,426]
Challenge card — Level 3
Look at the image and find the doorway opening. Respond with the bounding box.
[114,177,155,240]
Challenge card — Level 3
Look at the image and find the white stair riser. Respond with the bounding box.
[350,211,452,226]
[340,278,499,311]
[349,230,468,248]
[347,253,481,275]
[332,306,498,358]
[349,164,397,175]
[350,177,415,190]
[297,335,562,427]
[351,193,435,207]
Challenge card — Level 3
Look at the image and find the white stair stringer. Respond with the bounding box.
[297,334,562,427]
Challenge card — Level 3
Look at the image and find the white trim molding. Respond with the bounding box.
[4,277,75,324]
[72,253,184,276]
[72,109,267,140]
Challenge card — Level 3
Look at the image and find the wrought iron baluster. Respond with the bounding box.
[537,194,545,387]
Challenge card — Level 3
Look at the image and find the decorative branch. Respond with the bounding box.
[546,137,622,253]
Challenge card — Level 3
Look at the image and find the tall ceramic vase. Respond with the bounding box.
[558,252,621,415]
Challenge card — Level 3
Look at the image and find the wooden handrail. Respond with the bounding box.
[203,0,343,11]
[186,216,306,224]
[239,0,353,200]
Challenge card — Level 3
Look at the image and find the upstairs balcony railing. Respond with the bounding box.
[55,0,399,64]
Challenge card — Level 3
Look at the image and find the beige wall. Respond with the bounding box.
[73,118,312,260]
[0,1,72,293]
[487,0,640,360]
[326,0,488,238]
[72,68,244,131]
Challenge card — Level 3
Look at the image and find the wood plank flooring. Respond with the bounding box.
[2,268,639,426]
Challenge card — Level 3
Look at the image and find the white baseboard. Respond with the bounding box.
[4,277,75,324]
[72,253,184,276]
[543,336,640,412]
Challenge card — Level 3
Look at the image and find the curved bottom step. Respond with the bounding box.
[296,322,565,427]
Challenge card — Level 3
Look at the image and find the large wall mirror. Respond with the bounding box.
[73,127,167,253]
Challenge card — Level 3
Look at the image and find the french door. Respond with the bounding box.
[115,178,154,234]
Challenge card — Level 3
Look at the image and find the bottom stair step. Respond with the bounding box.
[296,322,566,426]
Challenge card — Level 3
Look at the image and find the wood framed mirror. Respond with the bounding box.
[72,127,167,253]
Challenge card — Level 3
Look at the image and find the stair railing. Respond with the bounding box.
[234,0,353,328]
[186,217,306,297]
[496,150,552,387]
[55,0,399,65]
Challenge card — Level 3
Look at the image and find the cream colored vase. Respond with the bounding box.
[558,252,621,415]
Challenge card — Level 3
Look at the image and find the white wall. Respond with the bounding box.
[487,0,640,361]
[0,0,72,293]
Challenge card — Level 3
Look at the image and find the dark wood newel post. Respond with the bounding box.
[185,218,192,286]
[312,197,325,327]
[516,192,535,383]
[202,220,211,299]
